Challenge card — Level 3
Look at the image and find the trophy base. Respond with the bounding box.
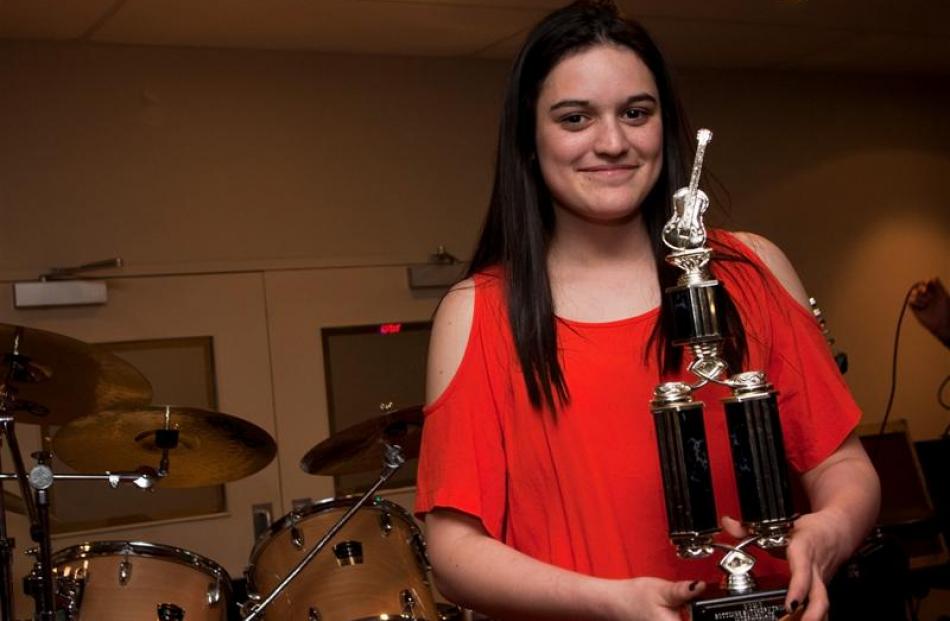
[689,579,801,621]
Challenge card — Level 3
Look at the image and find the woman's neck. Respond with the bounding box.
[546,208,661,322]
[547,207,655,271]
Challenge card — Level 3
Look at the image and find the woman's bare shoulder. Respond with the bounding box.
[426,278,477,404]
[732,231,810,309]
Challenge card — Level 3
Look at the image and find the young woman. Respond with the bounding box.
[415,2,880,620]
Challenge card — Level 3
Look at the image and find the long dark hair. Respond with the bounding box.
[469,0,746,410]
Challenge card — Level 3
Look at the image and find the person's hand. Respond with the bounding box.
[722,511,849,621]
[601,576,704,621]
[909,277,950,345]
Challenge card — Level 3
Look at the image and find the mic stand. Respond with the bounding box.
[241,443,406,621]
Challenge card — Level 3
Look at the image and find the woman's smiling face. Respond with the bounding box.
[535,43,664,224]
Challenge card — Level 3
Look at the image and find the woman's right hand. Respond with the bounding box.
[601,576,704,621]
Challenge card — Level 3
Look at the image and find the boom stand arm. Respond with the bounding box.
[242,444,406,621]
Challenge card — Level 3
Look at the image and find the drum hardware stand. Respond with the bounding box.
[0,467,159,490]
[0,441,161,621]
[0,330,160,621]
[0,331,57,621]
[241,443,407,621]
[153,406,180,479]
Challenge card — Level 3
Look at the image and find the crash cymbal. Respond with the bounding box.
[0,324,153,425]
[52,406,276,488]
[301,405,423,476]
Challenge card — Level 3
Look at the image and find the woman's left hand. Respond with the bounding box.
[722,510,850,621]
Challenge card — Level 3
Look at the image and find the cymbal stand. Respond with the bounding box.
[0,337,52,621]
[0,357,160,620]
[155,406,180,478]
[0,449,10,621]
[241,443,407,621]
[0,418,25,621]
[0,418,54,619]
[22,449,55,621]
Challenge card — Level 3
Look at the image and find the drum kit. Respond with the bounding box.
[0,323,455,621]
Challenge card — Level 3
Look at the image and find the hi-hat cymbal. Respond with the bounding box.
[52,406,277,488]
[0,324,153,425]
[301,405,423,476]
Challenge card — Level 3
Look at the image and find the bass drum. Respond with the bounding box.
[248,496,438,621]
[51,541,231,621]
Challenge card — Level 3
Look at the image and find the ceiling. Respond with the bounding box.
[1,0,948,75]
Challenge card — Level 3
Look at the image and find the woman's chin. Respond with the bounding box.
[556,203,644,227]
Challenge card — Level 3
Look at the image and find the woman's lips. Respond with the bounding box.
[578,164,639,180]
[578,164,638,171]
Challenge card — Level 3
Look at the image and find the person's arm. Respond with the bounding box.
[909,277,950,347]
[728,233,881,621]
[424,280,703,621]
[427,510,702,621]
[722,435,878,620]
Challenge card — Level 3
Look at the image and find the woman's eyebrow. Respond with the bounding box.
[549,99,589,111]
[625,93,658,105]
[549,92,658,112]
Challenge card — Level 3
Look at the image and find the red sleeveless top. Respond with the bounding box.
[415,231,861,584]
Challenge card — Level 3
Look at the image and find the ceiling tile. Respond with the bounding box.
[89,0,549,57]
[788,31,950,76]
[643,16,859,71]
[1,0,947,74]
[0,0,120,39]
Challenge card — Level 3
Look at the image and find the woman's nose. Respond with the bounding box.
[593,119,629,157]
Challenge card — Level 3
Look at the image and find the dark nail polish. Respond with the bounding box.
[788,600,800,613]
[688,580,699,591]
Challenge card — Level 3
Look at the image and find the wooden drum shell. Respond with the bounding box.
[248,497,437,621]
[52,541,230,621]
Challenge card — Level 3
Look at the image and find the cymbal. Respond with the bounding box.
[301,405,423,476]
[52,406,276,488]
[0,324,153,425]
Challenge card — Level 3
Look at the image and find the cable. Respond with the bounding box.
[941,373,950,439]
[878,285,915,436]
[939,374,950,411]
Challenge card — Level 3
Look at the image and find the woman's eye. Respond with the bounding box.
[558,113,588,128]
[623,108,650,123]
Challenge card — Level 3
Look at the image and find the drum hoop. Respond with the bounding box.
[247,495,422,569]
[51,540,233,588]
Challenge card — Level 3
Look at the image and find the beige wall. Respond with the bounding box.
[0,39,948,613]
[0,41,504,275]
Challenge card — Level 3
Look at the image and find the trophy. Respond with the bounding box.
[651,130,800,621]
